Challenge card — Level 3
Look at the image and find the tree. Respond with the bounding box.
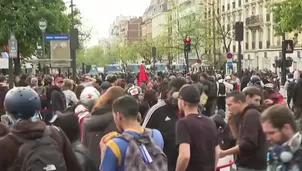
[162,0,210,61]
[0,0,72,75]
[268,0,302,36]
[77,45,107,66]
[133,37,156,64]
[215,15,235,54]
[69,8,92,48]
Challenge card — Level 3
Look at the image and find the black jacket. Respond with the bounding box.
[293,79,302,106]
[72,141,98,171]
[50,86,66,113]
[236,106,268,170]
[142,100,179,171]
[83,104,118,165]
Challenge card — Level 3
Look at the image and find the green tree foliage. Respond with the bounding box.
[77,45,112,66]
[133,37,156,64]
[105,42,138,63]
[162,0,210,60]
[0,0,86,74]
[268,0,302,35]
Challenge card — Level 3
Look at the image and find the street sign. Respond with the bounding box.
[283,40,294,54]
[227,61,233,68]
[227,52,233,59]
[8,33,18,58]
[38,18,47,31]
[45,34,69,41]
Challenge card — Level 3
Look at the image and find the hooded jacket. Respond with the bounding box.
[0,120,82,171]
[50,86,66,113]
[293,79,302,106]
[83,104,118,165]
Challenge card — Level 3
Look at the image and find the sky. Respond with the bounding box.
[73,0,150,46]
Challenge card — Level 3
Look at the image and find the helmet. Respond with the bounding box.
[127,86,142,97]
[264,83,275,91]
[250,75,261,84]
[80,86,100,105]
[4,87,41,119]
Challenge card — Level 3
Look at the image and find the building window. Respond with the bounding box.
[232,14,236,21]
[232,2,236,9]
[259,30,263,41]
[238,0,241,6]
[267,26,271,42]
[245,31,249,50]
[259,41,262,49]
[259,5,263,15]
[233,45,236,52]
[252,31,256,49]
[245,0,248,2]
[238,12,242,21]
[217,8,220,15]
[222,5,225,11]
[252,6,255,15]
[245,8,249,16]
[266,13,270,22]
[227,3,230,10]
[259,30,263,49]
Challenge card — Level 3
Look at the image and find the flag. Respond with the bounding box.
[138,64,149,86]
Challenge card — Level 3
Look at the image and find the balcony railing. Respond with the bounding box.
[245,15,263,29]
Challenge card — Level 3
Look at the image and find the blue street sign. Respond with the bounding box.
[227,61,233,68]
[45,34,69,41]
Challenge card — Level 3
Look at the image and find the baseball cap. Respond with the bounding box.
[55,77,63,84]
[178,85,200,104]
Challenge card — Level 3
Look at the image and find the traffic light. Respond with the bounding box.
[184,37,191,52]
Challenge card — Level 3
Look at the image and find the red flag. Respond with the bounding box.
[138,64,149,86]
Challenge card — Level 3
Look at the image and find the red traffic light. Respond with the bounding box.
[185,37,191,43]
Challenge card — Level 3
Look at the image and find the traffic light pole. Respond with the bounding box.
[281,32,286,86]
[237,40,242,79]
[184,49,189,73]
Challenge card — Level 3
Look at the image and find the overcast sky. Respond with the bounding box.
[73,0,150,46]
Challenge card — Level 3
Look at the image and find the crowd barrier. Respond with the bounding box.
[216,160,234,171]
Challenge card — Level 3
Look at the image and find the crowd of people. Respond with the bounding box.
[0,68,301,171]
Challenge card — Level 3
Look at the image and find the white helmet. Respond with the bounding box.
[80,86,100,105]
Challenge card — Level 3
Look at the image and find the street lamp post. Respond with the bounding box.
[38,18,47,59]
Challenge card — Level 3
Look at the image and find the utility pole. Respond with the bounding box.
[212,2,216,69]
[281,32,286,85]
[70,0,78,82]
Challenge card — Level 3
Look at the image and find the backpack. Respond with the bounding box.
[218,82,226,95]
[119,128,168,171]
[11,126,67,171]
[208,82,218,99]
[287,81,296,98]
[34,87,47,101]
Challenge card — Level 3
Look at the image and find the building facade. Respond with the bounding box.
[108,15,132,43]
[151,0,169,38]
[141,4,153,38]
[220,0,302,70]
[123,17,143,43]
[141,0,169,39]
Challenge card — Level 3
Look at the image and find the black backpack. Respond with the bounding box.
[10,126,67,171]
[208,82,218,99]
[287,81,296,98]
[218,82,226,95]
